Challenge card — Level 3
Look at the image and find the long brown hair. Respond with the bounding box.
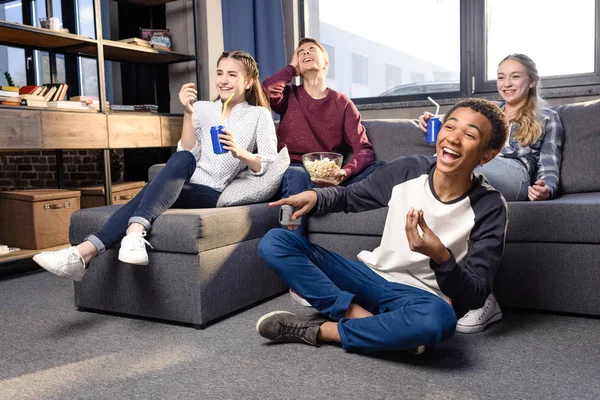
[499,54,546,146]
[217,51,270,109]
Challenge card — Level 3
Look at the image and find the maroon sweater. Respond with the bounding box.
[263,65,375,177]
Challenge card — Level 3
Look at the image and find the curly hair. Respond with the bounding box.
[443,98,508,150]
[498,54,546,146]
[217,51,270,109]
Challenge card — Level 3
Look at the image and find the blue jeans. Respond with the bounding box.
[280,160,386,235]
[87,151,221,253]
[258,229,457,353]
[475,156,530,201]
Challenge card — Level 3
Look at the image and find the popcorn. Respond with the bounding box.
[305,157,340,179]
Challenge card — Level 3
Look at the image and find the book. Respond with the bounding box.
[47,100,92,110]
[0,90,19,97]
[70,95,99,101]
[19,85,39,95]
[20,98,48,108]
[0,96,20,103]
[120,37,152,47]
[20,94,46,100]
[140,28,172,50]
[0,85,19,92]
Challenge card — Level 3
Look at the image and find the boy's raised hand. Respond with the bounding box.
[405,208,450,265]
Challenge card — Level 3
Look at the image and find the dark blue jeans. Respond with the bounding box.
[280,160,386,235]
[258,229,456,353]
[88,151,221,253]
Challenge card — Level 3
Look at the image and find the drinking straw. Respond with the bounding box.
[427,96,440,116]
[220,92,235,125]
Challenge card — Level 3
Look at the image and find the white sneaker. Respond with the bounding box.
[289,288,312,307]
[118,231,153,265]
[456,293,503,334]
[33,247,87,281]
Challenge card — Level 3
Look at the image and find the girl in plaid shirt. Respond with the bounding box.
[420,53,564,202]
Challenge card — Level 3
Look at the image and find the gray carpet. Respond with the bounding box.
[1,271,599,400]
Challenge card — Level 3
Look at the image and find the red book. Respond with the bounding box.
[19,85,39,95]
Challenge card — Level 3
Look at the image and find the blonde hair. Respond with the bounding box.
[217,51,270,110]
[499,54,547,146]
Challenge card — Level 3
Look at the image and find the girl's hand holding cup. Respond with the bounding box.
[179,83,197,114]
[418,111,434,133]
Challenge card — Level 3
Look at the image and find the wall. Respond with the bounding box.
[0,150,124,192]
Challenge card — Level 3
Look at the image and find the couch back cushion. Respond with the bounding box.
[363,119,433,162]
[552,99,600,194]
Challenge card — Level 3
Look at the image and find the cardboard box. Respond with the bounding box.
[0,189,81,249]
[79,181,145,208]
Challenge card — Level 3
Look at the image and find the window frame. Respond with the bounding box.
[299,0,600,104]
[472,0,600,94]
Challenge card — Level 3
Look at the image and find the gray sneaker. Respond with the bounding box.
[33,246,87,281]
[256,311,328,346]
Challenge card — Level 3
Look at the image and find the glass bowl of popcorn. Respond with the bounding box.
[302,152,343,180]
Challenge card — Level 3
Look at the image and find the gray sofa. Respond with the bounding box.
[69,98,600,327]
[309,98,600,317]
[70,204,286,328]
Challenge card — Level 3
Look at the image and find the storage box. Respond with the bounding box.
[79,181,145,208]
[0,189,81,249]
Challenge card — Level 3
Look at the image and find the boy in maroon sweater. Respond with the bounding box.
[263,38,384,237]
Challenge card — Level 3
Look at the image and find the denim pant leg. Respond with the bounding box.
[258,229,456,352]
[280,163,313,236]
[475,157,530,201]
[88,151,198,253]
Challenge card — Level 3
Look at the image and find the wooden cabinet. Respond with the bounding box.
[0,109,42,150]
[42,112,108,149]
[108,114,162,148]
[161,115,184,147]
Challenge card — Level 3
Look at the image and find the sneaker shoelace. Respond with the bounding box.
[66,249,85,268]
[129,232,154,250]
[280,321,309,339]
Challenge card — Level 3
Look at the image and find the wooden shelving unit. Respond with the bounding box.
[0,0,199,205]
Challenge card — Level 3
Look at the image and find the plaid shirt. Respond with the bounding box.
[497,104,564,198]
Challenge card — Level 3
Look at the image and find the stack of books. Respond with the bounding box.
[19,83,70,107]
[0,85,20,106]
[70,95,110,111]
[111,104,158,113]
[119,37,152,48]
[140,28,172,51]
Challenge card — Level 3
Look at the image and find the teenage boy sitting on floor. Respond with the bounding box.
[255,98,509,354]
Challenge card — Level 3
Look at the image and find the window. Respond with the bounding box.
[300,0,600,103]
[77,0,98,96]
[474,0,599,92]
[351,53,368,85]
[322,43,335,80]
[0,2,26,87]
[305,0,461,101]
[385,64,402,89]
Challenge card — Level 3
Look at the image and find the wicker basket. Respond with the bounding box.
[0,189,81,249]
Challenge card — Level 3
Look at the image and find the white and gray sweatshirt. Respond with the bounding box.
[313,155,509,310]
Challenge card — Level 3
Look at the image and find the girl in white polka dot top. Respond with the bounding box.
[32,51,279,277]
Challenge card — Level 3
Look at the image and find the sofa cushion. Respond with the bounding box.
[363,119,433,161]
[216,147,290,207]
[505,192,600,243]
[70,203,280,254]
[552,99,600,194]
[308,208,388,236]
